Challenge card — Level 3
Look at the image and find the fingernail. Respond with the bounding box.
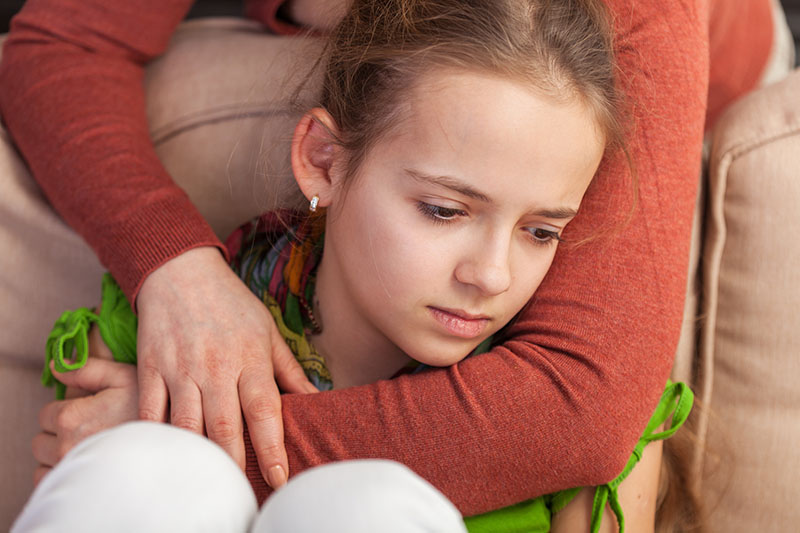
[304,383,318,394]
[267,464,287,489]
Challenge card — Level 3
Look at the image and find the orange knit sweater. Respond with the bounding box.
[0,0,773,515]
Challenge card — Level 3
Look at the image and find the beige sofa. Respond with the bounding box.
[1,18,799,531]
[691,66,800,529]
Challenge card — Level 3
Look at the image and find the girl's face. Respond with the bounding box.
[319,70,605,368]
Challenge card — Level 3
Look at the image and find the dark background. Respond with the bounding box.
[784,0,800,53]
[0,0,245,32]
[1,0,799,61]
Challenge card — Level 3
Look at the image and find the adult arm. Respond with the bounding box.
[0,0,209,298]
[0,0,315,488]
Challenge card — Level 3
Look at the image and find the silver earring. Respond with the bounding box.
[309,195,320,213]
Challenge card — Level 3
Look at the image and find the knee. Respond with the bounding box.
[253,459,466,533]
[13,421,256,533]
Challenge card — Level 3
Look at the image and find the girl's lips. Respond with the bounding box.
[428,307,490,339]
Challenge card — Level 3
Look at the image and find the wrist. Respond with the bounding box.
[136,246,226,310]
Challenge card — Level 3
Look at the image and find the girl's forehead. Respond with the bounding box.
[346,70,605,218]
[386,70,604,181]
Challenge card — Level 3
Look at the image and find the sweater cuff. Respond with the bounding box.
[98,195,229,307]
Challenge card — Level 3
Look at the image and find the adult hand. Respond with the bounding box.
[33,358,139,485]
[135,247,316,489]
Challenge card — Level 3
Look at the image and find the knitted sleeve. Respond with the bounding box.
[0,0,224,301]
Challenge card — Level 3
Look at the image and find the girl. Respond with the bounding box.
[24,0,692,531]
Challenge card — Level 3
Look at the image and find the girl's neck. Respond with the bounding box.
[310,253,412,390]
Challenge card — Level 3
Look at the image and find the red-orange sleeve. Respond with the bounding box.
[245,0,709,515]
[706,0,773,128]
[0,0,227,302]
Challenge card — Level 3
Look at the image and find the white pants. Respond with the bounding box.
[12,422,467,533]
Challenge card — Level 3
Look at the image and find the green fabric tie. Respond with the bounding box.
[584,380,694,533]
[464,380,693,532]
[43,273,137,399]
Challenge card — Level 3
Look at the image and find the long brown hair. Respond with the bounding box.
[314,0,628,182]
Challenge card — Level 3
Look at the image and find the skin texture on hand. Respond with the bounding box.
[32,358,139,485]
[135,246,316,489]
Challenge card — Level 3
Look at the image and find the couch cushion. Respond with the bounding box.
[145,17,322,240]
[700,68,800,531]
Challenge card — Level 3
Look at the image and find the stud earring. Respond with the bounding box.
[309,195,320,213]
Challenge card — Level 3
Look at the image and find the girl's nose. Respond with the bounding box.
[454,240,512,296]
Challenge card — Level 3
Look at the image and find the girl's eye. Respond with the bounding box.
[527,227,562,246]
[417,202,466,223]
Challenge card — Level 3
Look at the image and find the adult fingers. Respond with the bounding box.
[272,336,317,394]
[239,364,288,489]
[168,381,204,435]
[202,380,245,470]
[64,386,92,400]
[40,390,139,446]
[32,432,60,467]
[137,361,169,423]
[38,399,69,435]
[50,358,136,393]
[37,399,90,455]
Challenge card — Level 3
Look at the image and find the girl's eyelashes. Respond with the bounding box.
[416,202,466,223]
[417,201,564,247]
[526,227,563,247]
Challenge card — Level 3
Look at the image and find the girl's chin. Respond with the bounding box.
[404,339,487,368]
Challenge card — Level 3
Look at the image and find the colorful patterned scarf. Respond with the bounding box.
[227,211,333,391]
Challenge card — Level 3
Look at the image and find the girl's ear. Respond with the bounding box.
[291,108,343,209]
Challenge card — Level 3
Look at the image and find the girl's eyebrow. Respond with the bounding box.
[404,168,491,202]
[404,168,579,220]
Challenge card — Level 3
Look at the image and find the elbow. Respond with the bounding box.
[577,420,641,487]
[591,443,632,486]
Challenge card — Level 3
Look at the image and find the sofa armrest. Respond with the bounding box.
[699,68,800,531]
